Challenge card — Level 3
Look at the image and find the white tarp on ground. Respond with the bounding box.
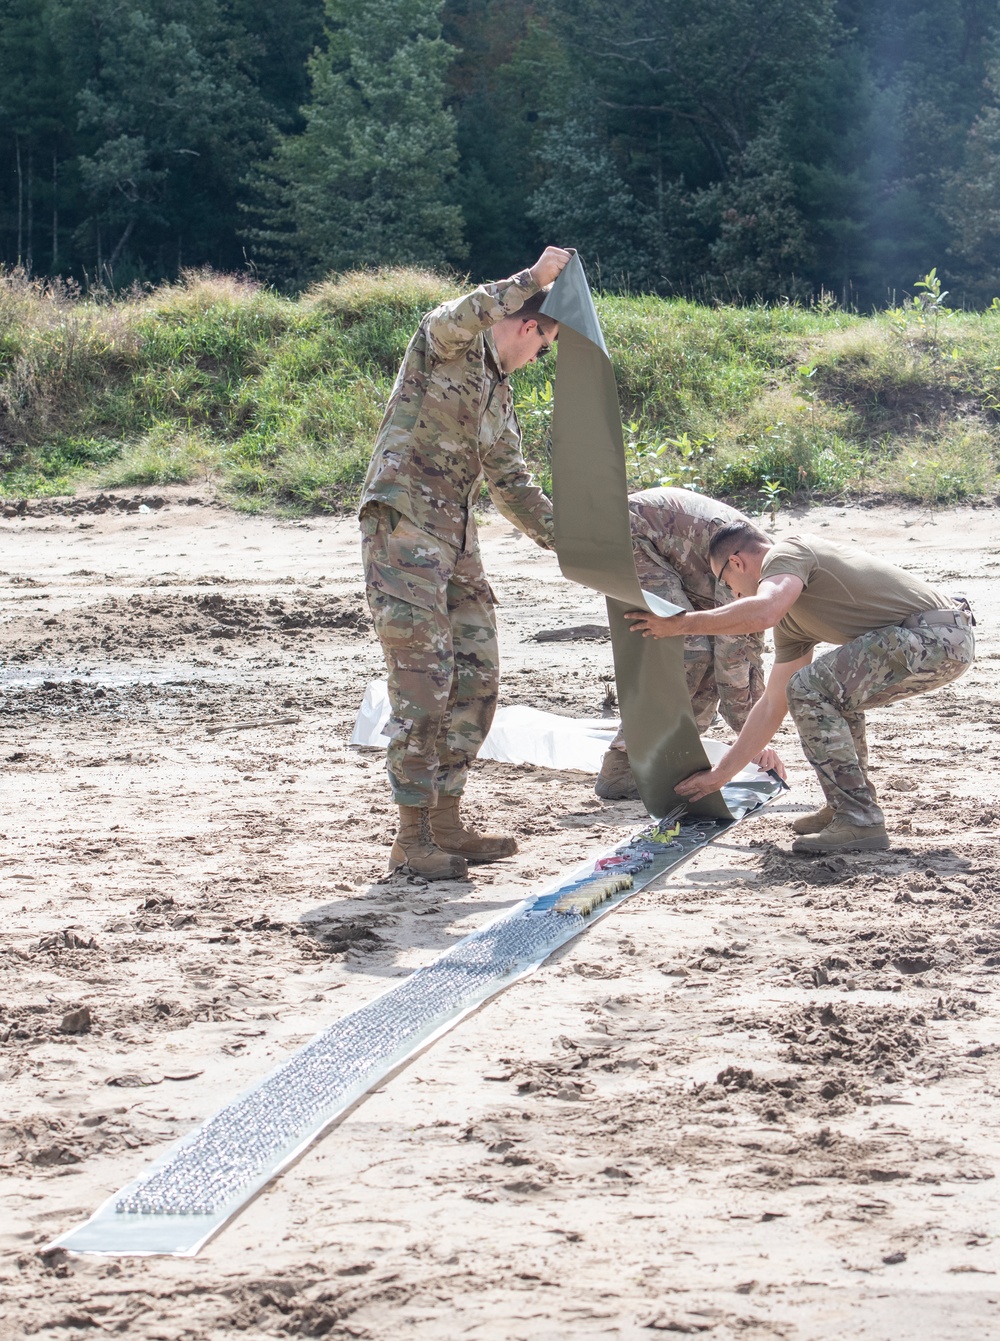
[349,679,762,779]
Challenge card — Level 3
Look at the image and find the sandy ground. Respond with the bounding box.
[1,491,999,1340]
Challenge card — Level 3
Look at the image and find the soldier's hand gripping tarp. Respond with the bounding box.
[541,254,731,820]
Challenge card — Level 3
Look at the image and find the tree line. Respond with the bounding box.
[4,0,1000,306]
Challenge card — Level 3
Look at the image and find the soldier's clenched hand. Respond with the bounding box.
[530,247,573,287]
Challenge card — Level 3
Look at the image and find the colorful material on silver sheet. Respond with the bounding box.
[51,777,778,1258]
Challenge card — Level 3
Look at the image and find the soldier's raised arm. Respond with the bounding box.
[425,248,571,366]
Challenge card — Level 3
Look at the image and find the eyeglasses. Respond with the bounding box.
[718,550,742,585]
[524,320,553,359]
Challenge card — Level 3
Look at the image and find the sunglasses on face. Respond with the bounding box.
[523,319,553,358]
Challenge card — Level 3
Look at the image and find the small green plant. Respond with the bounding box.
[514,379,554,489]
[758,476,787,525]
[654,431,711,492]
[794,361,819,423]
[913,267,951,364]
[811,288,839,317]
[515,379,553,437]
[619,417,670,485]
[914,267,948,312]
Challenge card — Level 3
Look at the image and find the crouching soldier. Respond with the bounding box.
[596,486,780,799]
[630,521,975,854]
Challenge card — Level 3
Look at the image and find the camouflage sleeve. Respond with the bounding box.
[482,414,554,550]
[632,538,684,598]
[424,270,540,365]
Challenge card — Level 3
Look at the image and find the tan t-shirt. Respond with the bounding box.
[760,535,952,662]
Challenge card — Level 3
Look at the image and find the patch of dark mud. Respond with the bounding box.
[477,1028,661,1103]
[711,1002,941,1114]
[2,591,370,662]
[124,895,202,933]
[299,913,395,958]
[103,994,237,1035]
[681,1119,989,1190]
[497,999,950,1125]
[1,491,187,518]
[0,677,287,722]
[130,997,199,1029]
[221,1270,415,1336]
[0,679,131,718]
[216,910,394,959]
[773,1001,927,1073]
[462,1088,992,1199]
[460,991,994,1210]
[758,846,858,887]
[0,1001,100,1046]
[780,924,997,991]
[37,928,99,952]
[234,912,290,934]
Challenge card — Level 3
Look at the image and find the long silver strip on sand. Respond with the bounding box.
[51,779,779,1257]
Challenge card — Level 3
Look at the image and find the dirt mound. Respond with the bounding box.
[0,1109,161,1170]
[1,589,370,660]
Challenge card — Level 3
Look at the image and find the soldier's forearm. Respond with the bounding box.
[490,485,554,549]
[626,595,773,640]
[430,272,538,343]
[713,691,788,782]
[685,597,774,635]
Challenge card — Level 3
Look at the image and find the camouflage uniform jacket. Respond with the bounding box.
[359,271,554,562]
[628,487,750,604]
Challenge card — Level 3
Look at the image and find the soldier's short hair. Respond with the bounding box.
[708,520,770,570]
[513,288,558,335]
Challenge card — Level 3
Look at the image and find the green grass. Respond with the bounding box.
[1,266,999,510]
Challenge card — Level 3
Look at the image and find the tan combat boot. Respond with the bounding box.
[390,805,468,880]
[792,818,889,855]
[791,804,834,835]
[429,795,517,864]
[595,748,640,800]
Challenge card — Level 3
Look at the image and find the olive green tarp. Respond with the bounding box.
[542,255,731,821]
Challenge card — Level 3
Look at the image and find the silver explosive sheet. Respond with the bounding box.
[51,779,779,1257]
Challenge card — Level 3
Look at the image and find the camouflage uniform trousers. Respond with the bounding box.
[611,558,764,749]
[362,505,498,808]
[786,614,975,827]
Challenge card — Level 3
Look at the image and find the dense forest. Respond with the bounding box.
[3,0,1000,306]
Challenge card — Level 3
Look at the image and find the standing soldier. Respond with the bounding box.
[596,487,780,799]
[360,247,572,880]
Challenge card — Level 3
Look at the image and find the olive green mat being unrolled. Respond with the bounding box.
[541,255,731,821]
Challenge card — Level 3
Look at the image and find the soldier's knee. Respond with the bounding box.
[785,663,815,708]
[386,713,439,760]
